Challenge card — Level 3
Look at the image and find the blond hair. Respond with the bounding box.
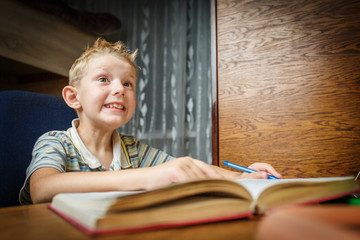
[69,38,138,87]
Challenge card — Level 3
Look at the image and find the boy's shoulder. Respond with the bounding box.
[37,130,71,142]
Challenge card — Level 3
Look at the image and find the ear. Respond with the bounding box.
[62,85,81,110]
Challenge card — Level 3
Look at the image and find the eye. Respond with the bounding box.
[98,77,109,83]
[123,82,133,88]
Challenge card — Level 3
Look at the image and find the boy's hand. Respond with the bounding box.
[143,157,224,190]
[241,162,282,179]
[210,162,282,180]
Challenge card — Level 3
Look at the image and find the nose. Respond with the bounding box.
[112,82,125,96]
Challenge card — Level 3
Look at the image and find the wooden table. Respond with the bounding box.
[0,203,259,240]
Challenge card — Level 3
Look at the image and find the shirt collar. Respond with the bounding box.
[68,119,123,170]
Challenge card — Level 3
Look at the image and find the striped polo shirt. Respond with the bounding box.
[19,123,174,205]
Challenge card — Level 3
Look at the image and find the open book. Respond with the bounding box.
[48,176,359,235]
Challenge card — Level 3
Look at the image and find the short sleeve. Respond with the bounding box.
[137,141,174,167]
[19,131,69,205]
[120,135,174,168]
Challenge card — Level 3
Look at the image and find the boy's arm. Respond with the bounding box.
[30,167,145,203]
[29,157,223,203]
[30,157,281,203]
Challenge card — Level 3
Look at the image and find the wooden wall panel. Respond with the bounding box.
[0,0,96,77]
[216,0,360,178]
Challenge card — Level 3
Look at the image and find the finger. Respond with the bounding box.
[248,163,282,178]
[169,157,207,181]
[241,171,268,179]
[183,160,208,179]
[192,159,223,178]
[180,157,211,179]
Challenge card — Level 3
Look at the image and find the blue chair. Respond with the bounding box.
[0,90,77,207]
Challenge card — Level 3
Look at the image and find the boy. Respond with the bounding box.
[20,38,281,205]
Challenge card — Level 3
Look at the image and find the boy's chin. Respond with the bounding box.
[103,118,131,129]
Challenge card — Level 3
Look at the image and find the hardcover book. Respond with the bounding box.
[48,176,359,235]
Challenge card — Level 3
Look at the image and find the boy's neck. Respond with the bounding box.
[77,122,114,169]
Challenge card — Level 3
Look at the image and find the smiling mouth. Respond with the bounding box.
[104,103,125,110]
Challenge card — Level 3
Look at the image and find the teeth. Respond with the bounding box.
[106,104,124,110]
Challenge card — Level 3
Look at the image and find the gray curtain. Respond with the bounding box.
[67,0,212,163]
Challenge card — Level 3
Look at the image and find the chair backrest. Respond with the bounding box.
[0,90,77,207]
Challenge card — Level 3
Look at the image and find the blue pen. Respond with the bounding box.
[223,161,279,179]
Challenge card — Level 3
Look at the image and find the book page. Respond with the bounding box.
[234,177,354,200]
[52,191,143,217]
[51,191,144,230]
[59,190,143,200]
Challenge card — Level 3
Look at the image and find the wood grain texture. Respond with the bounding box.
[211,0,219,165]
[216,0,360,177]
[0,0,96,77]
[0,203,259,240]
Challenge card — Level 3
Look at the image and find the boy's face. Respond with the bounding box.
[75,54,137,130]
